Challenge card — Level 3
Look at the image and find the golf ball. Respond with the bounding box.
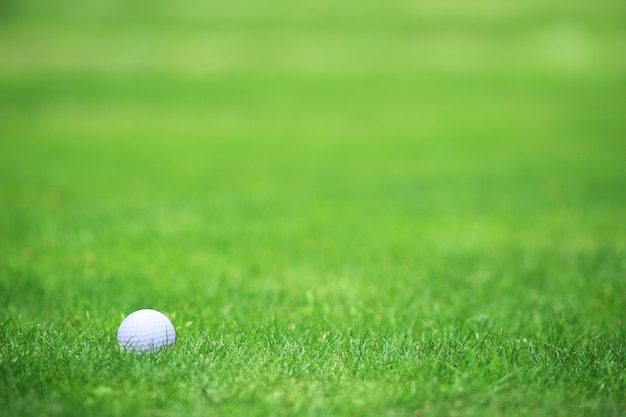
[117,309,176,353]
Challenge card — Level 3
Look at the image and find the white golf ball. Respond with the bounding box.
[117,309,176,353]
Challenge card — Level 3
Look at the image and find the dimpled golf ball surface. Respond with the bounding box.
[117,309,176,353]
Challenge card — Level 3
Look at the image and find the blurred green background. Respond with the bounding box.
[1,0,625,310]
[2,3,625,250]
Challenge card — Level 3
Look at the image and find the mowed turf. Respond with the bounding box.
[1,1,625,416]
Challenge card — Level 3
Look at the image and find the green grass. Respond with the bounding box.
[1,1,625,416]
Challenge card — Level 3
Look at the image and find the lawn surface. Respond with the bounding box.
[1,1,625,416]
